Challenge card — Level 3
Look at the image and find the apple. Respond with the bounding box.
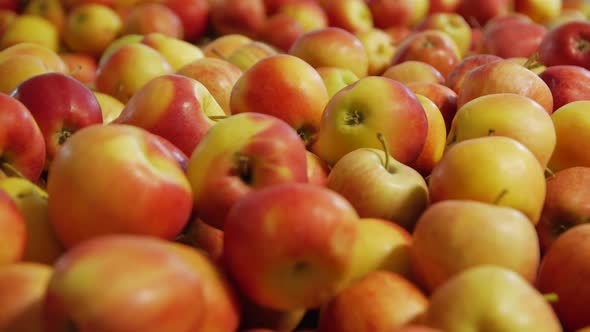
[536,167,590,253]
[306,151,330,187]
[0,0,17,11]
[263,0,296,14]
[278,0,328,33]
[155,0,210,42]
[11,72,103,163]
[140,33,203,71]
[0,9,15,37]
[326,133,429,230]
[22,0,65,34]
[0,190,26,265]
[115,74,225,156]
[382,61,445,85]
[186,112,309,229]
[445,53,502,95]
[393,326,444,332]
[515,0,562,24]
[223,182,359,310]
[391,30,461,78]
[447,93,556,168]
[95,43,173,103]
[423,265,563,331]
[506,55,547,74]
[544,8,587,29]
[456,0,513,27]
[312,76,428,166]
[121,3,184,39]
[239,295,305,332]
[428,0,461,13]
[176,57,242,116]
[63,3,122,57]
[317,271,428,332]
[226,40,278,72]
[201,33,252,59]
[46,124,193,248]
[59,53,97,86]
[355,27,396,75]
[176,217,224,262]
[457,59,554,114]
[0,43,66,74]
[316,66,359,98]
[209,0,267,39]
[0,263,52,331]
[429,136,547,224]
[0,14,59,52]
[97,33,143,67]
[539,65,590,112]
[367,0,429,28]
[321,0,374,33]
[230,54,329,148]
[479,20,547,58]
[0,55,53,94]
[415,13,472,57]
[548,100,590,172]
[289,27,369,78]
[93,91,125,123]
[538,20,590,69]
[405,82,458,133]
[0,92,45,181]
[409,94,447,176]
[259,13,304,52]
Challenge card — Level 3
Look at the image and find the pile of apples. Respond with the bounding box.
[1,0,590,331]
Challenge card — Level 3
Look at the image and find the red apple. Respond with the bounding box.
[405,81,458,132]
[121,3,184,39]
[321,0,374,34]
[539,65,590,111]
[367,0,429,28]
[456,0,512,26]
[0,190,26,265]
[479,20,547,58]
[259,13,304,52]
[445,54,502,94]
[538,20,590,69]
[428,0,461,13]
[278,0,328,33]
[157,0,210,42]
[209,0,267,39]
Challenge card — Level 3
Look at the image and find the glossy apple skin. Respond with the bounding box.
[538,20,590,69]
[414,13,472,57]
[186,113,309,230]
[223,183,359,310]
[480,20,547,58]
[548,100,590,172]
[536,167,590,253]
[230,54,329,148]
[11,72,103,163]
[47,124,193,248]
[0,190,26,265]
[317,271,428,332]
[306,151,330,187]
[539,65,590,112]
[0,93,45,181]
[445,54,502,95]
[406,81,457,133]
[537,224,590,331]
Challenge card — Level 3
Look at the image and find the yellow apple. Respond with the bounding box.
[410,94,447,176]
[63,3,122,57]
[548,100,590,172]
[0,15,59,51]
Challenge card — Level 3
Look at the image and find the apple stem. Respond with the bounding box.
[543,293,559,303]
[487,129,496,136]
[545,168,556,179]
[523,52,543,71]
[210,47,227,60]
[376,132,391,171]
[0,162,25,179]
[493,189,508,205]
[210,115,228,121]
[69,65,82,77]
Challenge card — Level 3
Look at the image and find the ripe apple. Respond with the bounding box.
[97,33,143,66]
[429,136,547,224]
[382,61,445,85]
[223,183,359,310]
[93,91,124,123]
[121,3,183,39]
[259,13,304,52]
[544,8,587,29]
[548,100,590,172]
[536,167,590,253]
[515,0,562,24]
[316,66,359,98]
[279,0,328,32]
[201,33,252,59]
[445,53,502,95]
[226,40,277,72]
[447,93,556,168]
[410,94,447,176]
[63,3,122,57]
[289,27,369,78]
[209,0,266,39]
[239,295,305,332]
[405,81,458,132]
[230,54,329,148]
[355,27,395,76]
[11,72,103,163]
[155,0,210,42]
[186,112,309,229]
[456,0,512,26]
[0,55,52,94]
[0,42,67,74]
[0,14,59,51]
[321,0,374,33]
[367,0,429,28]
[0,190,26,265]
[317,271,428,332]
[140,33,204,71]
[479,20,547,58]
[59,53,97,86]
[538,20,590,69]
[47,124,193,248]
[415,13,472,57]
[312,76,428,166]
[306,151,330,187]
[539,65,590,111]
[22,0,65,34]
[428,0,461,13]
[176,217,224,262]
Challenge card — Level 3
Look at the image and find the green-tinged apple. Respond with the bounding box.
[140,33,203,71]
[202,33,252,59]
[226,41,277,72]
[410,94,447,176]
[515,0,562,24]
[11,72,103,163]
[0,92,45,181]
[538,21,590,69]
[444,54,502,95]
[318,271,428,332]
[447,93,556,167]
[415,13,472,57]
[186,112,309,230]
[312,76,428,166]
[176,57,242,116]
[0,42,67,73]
[115,74,225,156]
[316,66,359,98]
[423,265,563,331]
[93,91,124,123]
[239,295,305,332]
[43,235,206,332]
[326,133,429,229]
[259,13,305,52]
[537,224,590,331]
[47,124,193,248]
[289,27,369,78]
[429,136,547,224]
[0,55,52,94]
[121,3,183,38]
[0,177,63,264]
[456,0,512,26]
[223,183,359,310]
[209,0,266,38]
[355,27,396,75]
[412,200,540,293]
[321,0,373,33]
[95,43,173,103]
[405,81,457,133]
[382,61,445,85]
[367,0,429,28]
[539,65,590,112]
[230,54,329,148]
[457,59,554,114]
[0,263,52,332]
[0,190,26,265]
[278,0,328,32]
[548,100,590,172]
[306,151,330,186]
[62,4,122,57]
[348,218,413,282]
[536,167,590,253]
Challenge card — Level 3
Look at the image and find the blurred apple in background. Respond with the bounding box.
[62,4,122,57]
[479,19,547,58]
[544,8,586,29]
[536,167,590,253]
[316,66,359,98]
[259,13,304,52]
[538,20,590,69]
[97,34,143,66]
[367,0,429,29]
[409,94,447,176]
[539,65,590,111]
[186,113,309,229]
[382,61,445,85]
[239,295,305,332]
[209,0,267,39]
[140,33,204,71]
[0,190,26,265]
[321,0,373,33]
[415,13,472,57]
[515,0,562,24]
[93,91,125,123]
[456,0,513,27]
[306,151,330,187]
[0,9,15,36]
[121,3,184,38]
[428,0,461,13]
[445,53,502,95]
[226,40,277,72]
[202,33,252,59]
[355,27,395,75]
[152,0,210,42]
[548,100,590,172]
[279,0,328,32]
[59,53,97,86]
[0,15,59,51]
[0,55,52,94]
[393,326,444,332]
[22,0,65,34]
[507,56,547,74]
[405,81,457,132]
[177,217,224,262]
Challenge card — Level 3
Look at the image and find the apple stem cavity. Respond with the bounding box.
[523,52,543,71]
[487,129,496,136]
[577,38,590,53]
[344,109,364,126]
[493,189,509,205]
[543,293,559,303]
[58,129,73,145]
[297,124,317,148]
[377,132,392,172]
[234,153,253,184]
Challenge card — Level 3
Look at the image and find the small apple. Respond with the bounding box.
[209,0,267,39]
[445,54,502,95]
[548,100,590,172]
[367,0,429,28]
[415,13,472,57]
[321,0,374,33]
[515,0,562,24]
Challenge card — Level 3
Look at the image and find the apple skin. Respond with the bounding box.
[456,0,513,27]
[0,92,46,182]
[238,295,305,332]
[121,3,183,39]
[429,136,547,224]
[230,54,329,149]
[115,74,225,156]
[186,112,309,230]
[423,265,563,332]
[409,94,447,176]
[93,91,124,124]
[0,190,26,265]
[411,200,540,293]
[382,60,445,85]
[11,72,103,163]
[317,271,428,332]
[259,13,304,52]
[548,100,590,172]
[312,76,428,166]
[42,235,206,332]
[157,0,210,42]
[306,151,330,187]
[480,20,547,59]
[0,14,59,52]
[316,66,359,98]
[447,93,556,168]
[0,42,67,74]
[367,0,429,28]
[539,65,590,112]
[140,33,204,72]
[414,13,472,57]
[46,124,193,248]
[393,326,444,332]
[289,27,369,78]
[59,53,97,87]
[0,55,52,95]
[428,0,461,13]
[326,147,429,230]
[536,167,590,253]
[538,21,590,69]
[201,34,252,60]
[223,183,359,310]
[226,41,277,73]
[457,59,554,115]
[405,81,457,133]
[279,0,328,33]
[0,263,52,332]
[321,0,374,34]
[209,0,267,39]
[515,0,562,24]
[445,54,502,95]
[355,27,396,76]
[177,217,224,263]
